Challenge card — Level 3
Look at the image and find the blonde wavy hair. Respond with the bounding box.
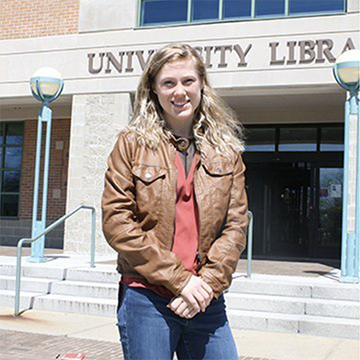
[128,43,245,157]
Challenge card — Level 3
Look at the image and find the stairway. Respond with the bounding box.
[225,274,359,339]
[0,261,358,339]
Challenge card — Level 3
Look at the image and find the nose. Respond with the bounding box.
[173,83,186,96]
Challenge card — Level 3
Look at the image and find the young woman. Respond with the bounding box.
[102,43,248,360]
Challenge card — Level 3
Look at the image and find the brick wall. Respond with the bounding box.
[0,0,79,40]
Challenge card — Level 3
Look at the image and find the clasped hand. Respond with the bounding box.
[168,275,213,319]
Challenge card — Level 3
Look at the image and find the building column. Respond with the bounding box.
[64,93,132,255]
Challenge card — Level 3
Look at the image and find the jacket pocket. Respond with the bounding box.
[202,161,234,227]
[131,165,167,219]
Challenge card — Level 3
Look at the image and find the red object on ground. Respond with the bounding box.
[61,353,85,359]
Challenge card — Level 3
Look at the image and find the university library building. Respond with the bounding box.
[0,0,359,263]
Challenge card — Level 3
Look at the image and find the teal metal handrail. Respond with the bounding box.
[14,205,96,316]
[247,211,254,278]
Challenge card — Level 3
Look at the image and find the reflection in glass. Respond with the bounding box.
[193,0,219,20]
[256,0,284,16]
[1,195,18,217]
[279,128,317,152]
[5,123,23,145]
[320,127,344,152]
[245,128,276,152]
[224,0,251,18]
[142,0,187,25]
[4,147,22,168]
[2,171,20,192]
[319,168,342,247]
[289,0,344,14]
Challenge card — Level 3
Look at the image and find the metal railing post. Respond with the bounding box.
[247,211,253,278]
[14,205,96,316]
[90,206,96,268]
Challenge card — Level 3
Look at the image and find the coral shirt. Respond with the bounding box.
[121,151,199,298]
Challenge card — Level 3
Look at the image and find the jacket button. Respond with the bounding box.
[145,173,152,179]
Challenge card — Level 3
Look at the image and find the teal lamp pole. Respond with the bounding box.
[28,68,64,263]
[333,50,360,282]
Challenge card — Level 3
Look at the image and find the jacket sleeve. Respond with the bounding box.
[198,153,248,298]
[101,132,192,296]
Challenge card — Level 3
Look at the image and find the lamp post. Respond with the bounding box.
[28,67,64,263]
[333,49,360,283]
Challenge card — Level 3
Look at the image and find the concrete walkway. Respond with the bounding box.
[0,307,358,360]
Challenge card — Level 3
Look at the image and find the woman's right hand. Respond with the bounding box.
[180,275,213,313]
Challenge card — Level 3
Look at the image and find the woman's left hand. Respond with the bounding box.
[168,296,200,319]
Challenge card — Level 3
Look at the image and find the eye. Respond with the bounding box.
[184,78,195,85]
[163,80,174,87]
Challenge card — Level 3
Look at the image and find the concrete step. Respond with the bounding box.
[0,289,45,310]
[0,274,54,293]
[65,267,119,284]
[229,276,359,301]
[225,293,360,319]
[32,293,117,317]
[0,263,65,280]
[227,309,360,339]
[51,280,118,299]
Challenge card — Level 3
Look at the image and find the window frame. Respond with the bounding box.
[137,0,346,28]
[244,124,344,154]
[0,121,24,219]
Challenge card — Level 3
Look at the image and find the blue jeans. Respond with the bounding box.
[117,284,238,360]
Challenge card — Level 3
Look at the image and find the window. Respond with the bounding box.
[245,125,344,153]
[245,128,276,152]
[320,127,344,152]
[256,0,284,17]
[289,0,345,15]
[192,0,219,21]
[224,0,252,19]
[0,122,23,217]
[279,127,317,152]
[141,0,188,26]
[140,0,346,26]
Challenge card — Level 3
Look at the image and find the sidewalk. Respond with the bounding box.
[0,307,358,360]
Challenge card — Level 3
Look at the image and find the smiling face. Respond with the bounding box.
[153,57,203,136]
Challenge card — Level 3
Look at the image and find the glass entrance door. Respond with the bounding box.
[317,167,343,259]
[246,162,313,258]
[246,163,343,259]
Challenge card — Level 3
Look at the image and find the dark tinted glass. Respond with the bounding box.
[320,127,344,152]
[142,0,188,25]
[279,127,317,152]
[5,122,23,145]
[224,0,251,18]
[1,195,18,216]
[0,126,3,145]
[193,0,219,20]
[2,171,20,192]
[256,0,285,16]
[290,0,344,14]
[245,128,276,152]
[4,147,22,168]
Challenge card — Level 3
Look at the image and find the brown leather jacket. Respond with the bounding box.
[102,130,248,298]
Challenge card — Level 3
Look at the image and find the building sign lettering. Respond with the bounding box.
[87,37,356,75]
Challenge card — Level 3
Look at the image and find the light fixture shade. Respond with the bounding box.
[30,67,63,101]
[334,50,360,90]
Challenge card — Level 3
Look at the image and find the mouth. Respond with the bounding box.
[171,100,190,108]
